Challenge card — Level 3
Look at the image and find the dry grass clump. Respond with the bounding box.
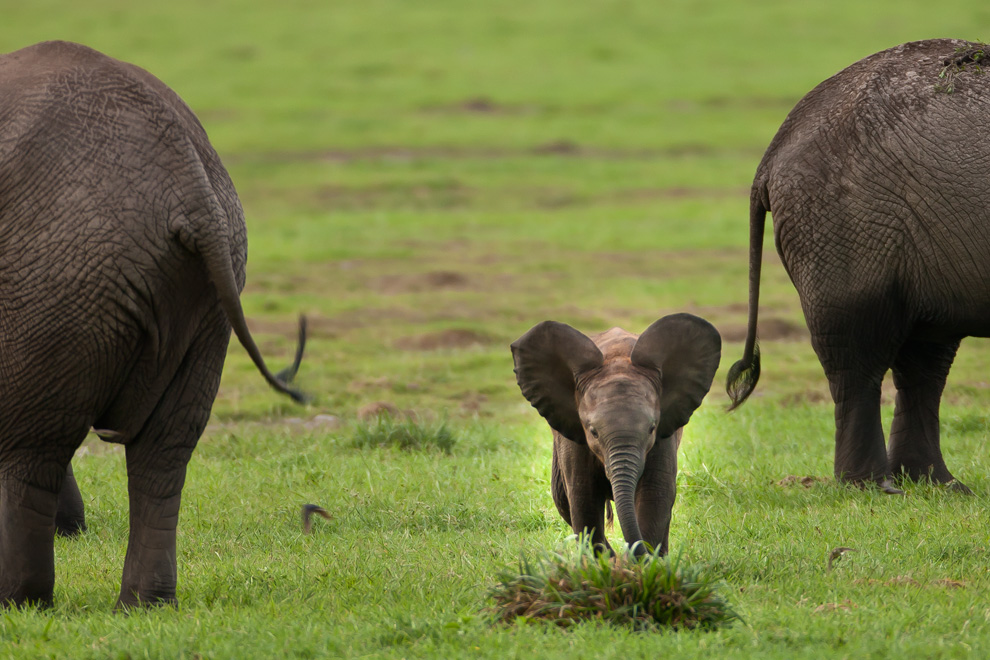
[488,539,739,632]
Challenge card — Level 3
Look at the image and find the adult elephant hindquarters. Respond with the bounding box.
[0,40,305,608]
[727,39,990,493]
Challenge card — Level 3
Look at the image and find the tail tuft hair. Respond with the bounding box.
[725,342,761,411]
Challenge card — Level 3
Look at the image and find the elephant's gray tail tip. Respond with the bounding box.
[274,315,311,404]
[275,315,307,384]
[725,344,761,411]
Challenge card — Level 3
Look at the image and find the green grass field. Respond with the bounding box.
[4,1,990,657]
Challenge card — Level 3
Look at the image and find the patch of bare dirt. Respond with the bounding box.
[779,390,832,407]
[372,270,472,294]
[315,181,471,211]
[854,576,965,589]
[241,246,789,339]
[246,307,432,338]
[527,186,748,209]
[458,392,490,415]
[282,414,343,430]
[777,475,828,488]
[394,328,491,351]
[719,317,808,343]
[780,379,896,407]
[421,96,534,115]
[721,302,750,314]
[357,401,403,420]
[248,175,747,213]
[813,601,856,613]
[225,143,765,167]
[611,186,750,203]
[933,579,966,589]
[668,96,798,111]
[532,139,581,155]
[349,376,392,392]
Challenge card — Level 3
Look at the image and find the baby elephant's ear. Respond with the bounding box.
[511,321,604,444]
[631,313,721,439]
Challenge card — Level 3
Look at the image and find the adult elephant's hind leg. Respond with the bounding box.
[887,338,966,491]
[55,462,87,537]
[116,318,228,610]
[807,308,898,492]
[0,477,59,607]
[117,454,187,609]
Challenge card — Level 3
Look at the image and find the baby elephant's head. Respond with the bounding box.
[511,313,721,550]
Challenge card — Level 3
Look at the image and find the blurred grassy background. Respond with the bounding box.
[3,1,990,658]
[6,0,988,421]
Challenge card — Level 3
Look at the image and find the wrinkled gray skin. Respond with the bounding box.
[0,41,306,609]
[512,314,720,555]
[727,39,990,494]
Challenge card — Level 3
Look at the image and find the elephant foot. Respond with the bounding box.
[591,542,614,557]
[837,472,904,495]
[878,479,905,496]
[0,593,54,610]
[0,480,58,609]
[627,541,651,558]
[890,463,971,494]
[0,574,55,610]
[54,516,87,537]
[115,592,178,612]
[945,479,973,495]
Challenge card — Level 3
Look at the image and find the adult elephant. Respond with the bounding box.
[0,41,306,608]
[727,39,989,494]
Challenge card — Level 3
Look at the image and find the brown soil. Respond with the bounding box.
[777,475,828,488]
[314,181,471,211]
[421,96,534,115]
[855,576,964,589]
[245,307,431,338]
[719,317,808,343]
[394,328,491,351]
[458,392,489,415]
[372,270,472,294]
[610,186,750,202]
[668,96,798,111]
[932,579,966,589]
[357,401,403,420]
[779,390,831,407]
[281,414,343,430]
[260,179,744,212]
[225,143,764,167]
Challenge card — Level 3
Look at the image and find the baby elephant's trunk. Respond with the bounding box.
[606,447,647,556]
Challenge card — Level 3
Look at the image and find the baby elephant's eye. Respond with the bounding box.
[649,423,657,435]
[589,427,599,439]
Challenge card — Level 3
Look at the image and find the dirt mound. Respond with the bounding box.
[777,475,828,488]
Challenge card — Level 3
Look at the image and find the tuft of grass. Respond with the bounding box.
[350,415,457,453]
[935,41,987,93]
[487,537,740,632]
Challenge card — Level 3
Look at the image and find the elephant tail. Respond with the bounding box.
[187,188,309,404]
[725,182,766,411]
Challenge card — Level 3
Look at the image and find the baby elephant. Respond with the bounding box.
[512,314,720,555]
